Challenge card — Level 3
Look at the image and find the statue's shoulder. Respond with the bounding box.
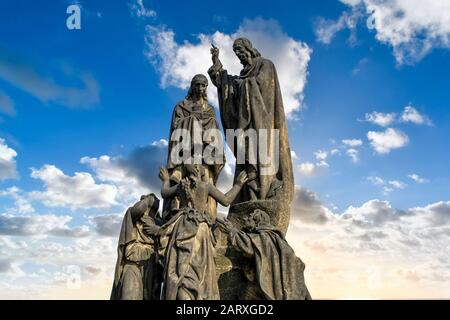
[172,99,191,114]
[259,57,275,68]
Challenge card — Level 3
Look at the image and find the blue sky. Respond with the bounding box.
[0,0,449,299]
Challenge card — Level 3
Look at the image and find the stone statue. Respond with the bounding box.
[208,38,294,233]
[217,209,311,300]
[111,194,162,300]
[165,74,225,220]
[158,165,248,300]
[111,37,311,301]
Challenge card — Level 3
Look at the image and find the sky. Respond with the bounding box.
[0,0,449,299]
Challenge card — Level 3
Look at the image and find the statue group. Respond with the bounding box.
[111,38,311,300]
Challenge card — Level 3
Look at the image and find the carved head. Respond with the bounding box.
[139,193,160,218]
[244,209,271,231]
[233,38,261,66]
[186,74,208,101]
[183,164,204,182]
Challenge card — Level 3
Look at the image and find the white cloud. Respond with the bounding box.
[0,138,18,180]
[287,193,450,298]
[144,18,312,116]
[0,213,89,237]
[297,162,317,177]
[0,187,34,214]
[368,175,407,194]
[368,176,384,185]
[315,5,362,45]
[367,128,409,154]
[151,138,168,147]
[342,139,363,147]
[408,173,428,184]
[346,148,360,163]
[314,150,329,167]
[401,105,432,126]
[364,111,396,127]
[30,165,118,210]
[129,0,156,18]
[325,0,450,64]
[330,148,340,155]
[388,180,407,190]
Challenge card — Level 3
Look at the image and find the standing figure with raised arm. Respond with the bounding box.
[158,165,248,300]
[208,38,294,233]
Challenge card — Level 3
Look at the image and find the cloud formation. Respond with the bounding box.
[367,128,409,154]
[0,138,18,180]
[316,0,450,64]
[145,18,312,116]
[30,165,118,210]
[287,188,450,298]
[0,213,89,237]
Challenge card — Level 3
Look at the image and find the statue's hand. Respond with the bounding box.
[237,171,248,186]
[159,167,169,182]
[210,44,220,64]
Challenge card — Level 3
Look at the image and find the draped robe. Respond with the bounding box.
[229,226,311,300]
[208,56,294,203]
[165,99,224,219]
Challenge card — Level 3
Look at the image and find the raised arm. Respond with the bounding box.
[208,171,248,206]
[208,44,224,87]
[159,167,178,199]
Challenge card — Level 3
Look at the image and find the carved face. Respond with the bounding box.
[233,44,251,66]
[243,213,257,231]
[184,164,201,181]
[191,79,207,98]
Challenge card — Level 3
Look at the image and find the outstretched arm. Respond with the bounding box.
[159,167,178,199]
[208,44,224,87]
[208,171,248,206]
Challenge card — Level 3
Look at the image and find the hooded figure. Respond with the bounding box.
[111,194,162,300]
[218,209,311,300]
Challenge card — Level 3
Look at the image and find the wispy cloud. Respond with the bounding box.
[316,0,450,65]
[0,47,100,109]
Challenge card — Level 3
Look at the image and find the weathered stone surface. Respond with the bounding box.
[228,199,290,235]
[111,37,310,300]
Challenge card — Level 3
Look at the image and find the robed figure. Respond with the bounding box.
[218,209,311,300]
[165,74,225,220]
[208,38,294,206]
[158,166,248,300]
[111,194,162,300]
